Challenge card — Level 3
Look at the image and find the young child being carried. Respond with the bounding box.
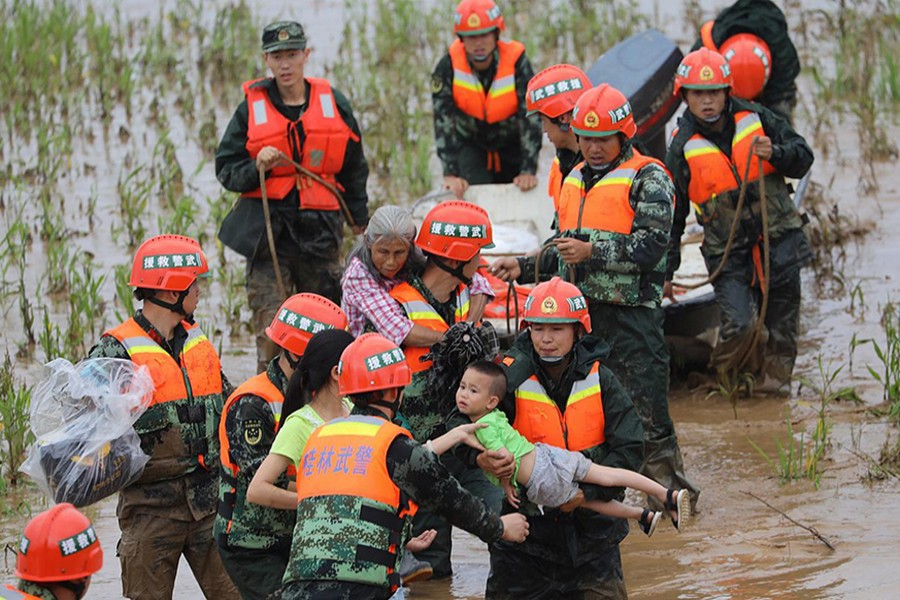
[455,360,690,536]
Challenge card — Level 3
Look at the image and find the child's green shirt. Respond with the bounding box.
[474,409,536,486]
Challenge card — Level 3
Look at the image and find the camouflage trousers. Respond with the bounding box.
[411,462,503,578]
[117,511,238,600]
[588,302,700,510]
[217,538,291,600]
[708,231,806,389]
[273,580,391,600]
[456,142,522,185]
[486,539,626,600]
[247,244,343,373]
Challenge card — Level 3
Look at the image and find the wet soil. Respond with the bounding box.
[2,1,899,598]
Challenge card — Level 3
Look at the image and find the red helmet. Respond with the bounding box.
[338,333,412,396]
[416,201,494,262]
[16,503,103,582]
[719,33,771,101]
[521,277,591,333]
[266,293,348,356]
[526,64,592,118]
[571,84,637,138]
[129,234,209,292]
[454,0,505,36]
[673,48,733,96]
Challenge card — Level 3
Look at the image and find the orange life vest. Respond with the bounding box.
[450,39,524,124]
[683,110,778,211]
[700,20,717,51]
[557,150,664,234]
[106,318,222,408]
[388,282,471,373]
[512,361,606,452]
[1,585,41,600]
[548,155,563,216]
[242,77,358,210]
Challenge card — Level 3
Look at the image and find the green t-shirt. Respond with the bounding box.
[270,399,354,467]
[474,409,535,487]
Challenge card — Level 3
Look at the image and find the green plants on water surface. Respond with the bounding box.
[748,407,828,489]
[853,301,900,424]
[0,353,34,488]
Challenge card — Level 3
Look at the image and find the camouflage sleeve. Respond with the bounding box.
[224,395,278,475]
[515,53,542,175]
[587,163,673,274]
[215,99,260,194]
[580,365,645,503]
[665,127,693,279]
[87,335,129,360]
[753,101,813,178]
[387,436,504,544]
[431,54,462,177]
[333,87,371,226]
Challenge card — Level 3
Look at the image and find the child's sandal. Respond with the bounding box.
[638,508,661,537]
[664,489,689,532]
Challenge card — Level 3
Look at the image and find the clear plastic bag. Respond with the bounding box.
[22,358,154,507]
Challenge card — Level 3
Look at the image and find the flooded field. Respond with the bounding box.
[2,0,899,598]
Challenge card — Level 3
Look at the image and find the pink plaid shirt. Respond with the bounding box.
[341,256,494,344]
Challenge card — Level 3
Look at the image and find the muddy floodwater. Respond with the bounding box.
[2,0,899,599]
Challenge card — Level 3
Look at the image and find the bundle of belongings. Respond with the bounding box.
[422,321,500,411]
[22,358,154,507]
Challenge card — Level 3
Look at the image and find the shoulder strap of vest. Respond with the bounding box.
[498,39,525,61]
[242,77,268,96]
[700,20,717,50]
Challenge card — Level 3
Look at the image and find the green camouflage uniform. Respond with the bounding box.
[216,77,370,373]
[691,0,801,121]
[484,332,644,600]
[515,141,700,505]
[88,311,238,600]
[274,406,504,600]
[386,273,503,578]
[431,44,542,183]
[215,358,295,600]
[14,581,56,600]
[666,97,813,386]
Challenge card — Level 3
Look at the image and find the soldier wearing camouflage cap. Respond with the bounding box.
[216,19,370,373]
[88,235,238,599]
[431,0,542,198]
[491,85,700,536]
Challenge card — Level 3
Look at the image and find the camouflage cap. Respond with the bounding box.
[262,21,306,53]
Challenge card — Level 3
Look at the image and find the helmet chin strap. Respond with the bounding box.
[283,349,301,370]
[432,257,472,286]
[58,578,88,599]
[145,288,191,319]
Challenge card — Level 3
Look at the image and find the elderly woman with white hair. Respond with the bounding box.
[341,204,493,343]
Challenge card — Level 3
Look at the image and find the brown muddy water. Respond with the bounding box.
[2,1,899,598]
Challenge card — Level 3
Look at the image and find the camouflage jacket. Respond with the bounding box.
[13,581,57,600]
[88,310,233,521]
[517,142,674,308]
[215,77,369,258]
[692,0,800,114]
[665,97,813,276]
[214,358,295,549]
[283,406,504,589]
[431,45,542,177]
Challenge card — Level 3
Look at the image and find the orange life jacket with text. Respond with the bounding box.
[557,150,664,234]
[242,77,358,210]
[683,110,778,211]
[389,283,471,373]
[450,39,524,124]
[512,361,606,451]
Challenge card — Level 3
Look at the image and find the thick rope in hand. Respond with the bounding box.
[671,137,759,290]
[275,151,357,229]
[259,165,288,300]
[534,240,576,285]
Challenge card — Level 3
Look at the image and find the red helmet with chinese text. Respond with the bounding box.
[673,48,733,96]
[719,33,771,100]
[526,64,592,118]
[521,277,591,333]
[128,234,209,292]
[16,503,103,583]
[416,201,494,262]
[338,333,412,396]
[571,84,637,138]
[266,293,348,356]
[454,0,505,36]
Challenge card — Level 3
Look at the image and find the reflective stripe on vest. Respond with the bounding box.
[557,151,663,234]
[684,110,778,212]
[241,77,357,210]
[106,318,222,406]
[0,585,40,600]
[512,362,606,451]
[389,283,471,373]
[449,39,525,124]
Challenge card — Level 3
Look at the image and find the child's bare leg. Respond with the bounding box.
[581,498,645,520]
[581,464,669,505]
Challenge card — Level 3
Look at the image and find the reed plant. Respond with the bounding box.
[0,352,34,488]
[853,301,900,424]
[749,408,826,488]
